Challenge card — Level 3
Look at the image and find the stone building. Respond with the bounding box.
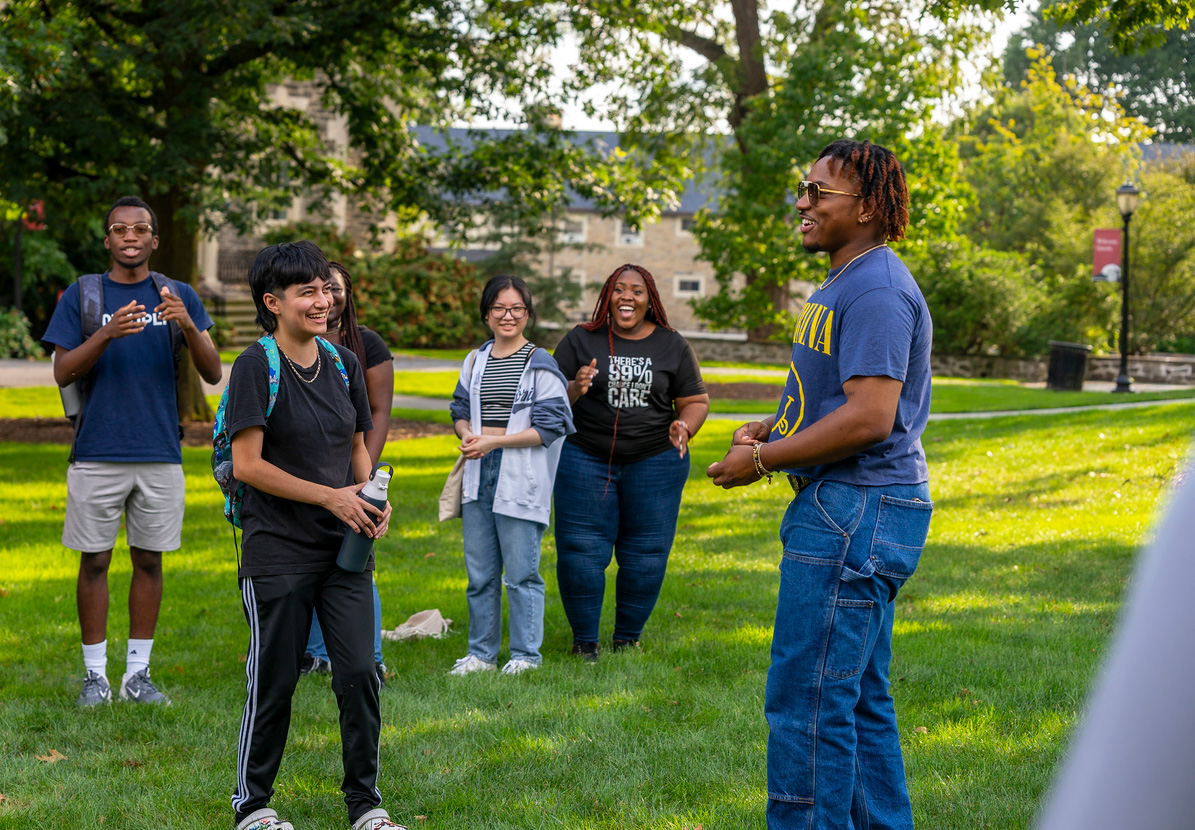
[195,87,755,340]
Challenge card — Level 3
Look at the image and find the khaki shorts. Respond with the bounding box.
[63,462,185,553]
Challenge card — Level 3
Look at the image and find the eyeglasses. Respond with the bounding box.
[796,181,861,206]
[489,305,528,319]
[108,222,154,237]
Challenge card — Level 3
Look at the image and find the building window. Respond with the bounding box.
[615,220,644,247]
[677,216,697,236]
[558,217,587,244]
[675,275,703,297]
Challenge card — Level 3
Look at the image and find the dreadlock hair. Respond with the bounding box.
[328,261,367,369]
[816,139,910,243]
[581,264,675,493]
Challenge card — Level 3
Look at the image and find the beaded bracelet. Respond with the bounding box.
[752,443,773,483]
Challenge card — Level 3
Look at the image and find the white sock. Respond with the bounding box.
[82,640,107,676]
[126,638,153,676]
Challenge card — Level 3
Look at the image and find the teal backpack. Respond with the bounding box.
[212,334,350,527]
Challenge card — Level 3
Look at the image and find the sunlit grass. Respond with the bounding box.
[0,403,1191,827]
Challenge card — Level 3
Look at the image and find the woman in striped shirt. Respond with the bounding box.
[447,275,574,675]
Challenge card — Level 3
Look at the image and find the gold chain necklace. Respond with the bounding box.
[820,244,888,291]
[279,344,322,384]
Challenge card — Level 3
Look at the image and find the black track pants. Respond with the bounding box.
[232,569,382,824]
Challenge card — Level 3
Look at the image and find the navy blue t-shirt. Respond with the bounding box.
[770,247,931,484]
[42,273,213,464]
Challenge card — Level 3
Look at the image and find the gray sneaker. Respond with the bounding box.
[76,670,112,707]
[120,668,171,705]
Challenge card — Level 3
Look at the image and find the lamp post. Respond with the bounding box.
[1114,182,1139,393]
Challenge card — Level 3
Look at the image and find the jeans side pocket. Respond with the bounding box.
[823,598,873,679]
[871,496,933,580]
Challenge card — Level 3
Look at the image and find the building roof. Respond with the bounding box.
[1142,142,1194,162]
[410,126,718,214]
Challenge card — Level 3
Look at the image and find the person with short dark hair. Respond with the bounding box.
[708,139,933,830]
[446,275,574,676]
[43,195,222,707]
[552,264,710,661]
[302,261,394,683]
[224,241,402,830]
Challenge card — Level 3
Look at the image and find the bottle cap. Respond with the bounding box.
[371,464,392,493]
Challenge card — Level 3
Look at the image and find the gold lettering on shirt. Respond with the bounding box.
[812,309,833,355]
[793,302,833,356]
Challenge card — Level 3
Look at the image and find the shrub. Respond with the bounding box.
[354,236,489,348]
[209,315,237,349]
[0,308,43,358]
[907,239,1043,356]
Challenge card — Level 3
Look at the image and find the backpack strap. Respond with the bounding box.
[67,273,106,464]
[148,272,184,380]
[258,335,282,418]
[316,336,352,392]
[78,273,105,339]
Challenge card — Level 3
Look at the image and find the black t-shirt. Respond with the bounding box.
[225,340,373,577]
[554,325,706,464]
[358,325,392,370]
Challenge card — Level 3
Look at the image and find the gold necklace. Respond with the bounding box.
[279,344,322,384]
[820,244,888,291]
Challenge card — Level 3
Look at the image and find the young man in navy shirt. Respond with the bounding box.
[43,195,222,706]
[709,140,933,830]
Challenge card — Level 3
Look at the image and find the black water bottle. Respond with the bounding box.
[336,463,392,572]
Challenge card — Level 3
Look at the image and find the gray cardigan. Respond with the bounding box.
[449,342,575,525]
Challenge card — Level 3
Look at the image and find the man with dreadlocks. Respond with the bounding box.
[708,139,933,830]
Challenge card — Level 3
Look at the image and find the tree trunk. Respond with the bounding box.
[747,276,788,343]
[730,1,786,342]
[146,187,214,422]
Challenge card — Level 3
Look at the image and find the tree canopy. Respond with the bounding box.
[1005,0,1195,141]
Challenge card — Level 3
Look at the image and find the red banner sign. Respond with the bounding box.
[1093,228,1121,282]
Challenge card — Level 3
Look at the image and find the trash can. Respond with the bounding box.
[1047,341,1092,391]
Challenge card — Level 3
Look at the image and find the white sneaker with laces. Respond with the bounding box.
[236,807,294,830]
[501,658,539,675]
[352,808,406,829]
[448,654,497,676]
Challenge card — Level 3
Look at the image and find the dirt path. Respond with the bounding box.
[0,417,453,445]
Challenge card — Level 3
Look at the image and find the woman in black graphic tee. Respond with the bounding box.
[552,264,709,661]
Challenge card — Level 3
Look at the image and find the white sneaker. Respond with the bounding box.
[448,654,497,676]
[237,808,294,830]
[352,808,406,829]
[501,658,539,675]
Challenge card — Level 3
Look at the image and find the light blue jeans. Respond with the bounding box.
[766,479,932,830]
[461,449,546,665]
[307,578,383,665]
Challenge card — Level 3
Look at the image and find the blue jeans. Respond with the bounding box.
[461,449,546,664]
[766,479,932,830]
[308,578,383,665]
[553,441,689,644]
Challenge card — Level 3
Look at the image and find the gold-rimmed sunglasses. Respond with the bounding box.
[108,222,154,237]
[797,181,861,206]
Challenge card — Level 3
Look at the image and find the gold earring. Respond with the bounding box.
[858,216,870,224]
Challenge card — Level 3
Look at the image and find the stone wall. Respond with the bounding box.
[683,336,1195,386]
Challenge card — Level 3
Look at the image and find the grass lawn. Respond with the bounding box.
[1,404,1190,828]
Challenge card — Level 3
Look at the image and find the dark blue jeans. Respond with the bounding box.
[553,441,689,644]
[766,479,932,830]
